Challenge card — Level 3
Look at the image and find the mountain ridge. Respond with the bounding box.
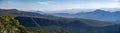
[51,9,120,21]
[0,8,120,33]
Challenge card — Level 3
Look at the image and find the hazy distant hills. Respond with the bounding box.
[0,9,55,17]
[51,9,120,21]
[28,8,120,22]
[0,9,120,33]
[0,9,42,16]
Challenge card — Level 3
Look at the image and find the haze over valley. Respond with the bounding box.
[0,0,120,33]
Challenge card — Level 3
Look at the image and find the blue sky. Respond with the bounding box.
[0,0,120,11]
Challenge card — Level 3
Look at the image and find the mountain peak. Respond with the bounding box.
[94,9,106,12]
[4,9,18,11]
[92,9,111,13]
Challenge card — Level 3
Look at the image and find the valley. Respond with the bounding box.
[0,9,120,33]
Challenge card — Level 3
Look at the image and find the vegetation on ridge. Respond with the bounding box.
[0,16,30,33]
[0,16,70,33]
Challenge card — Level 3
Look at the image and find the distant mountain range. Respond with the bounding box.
[34,8,120,14]
[0,9,120,33]
[0,9,55,17]
[51,9,120,21]
[29,8,120,21]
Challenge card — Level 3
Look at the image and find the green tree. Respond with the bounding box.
[0,16,30,33]
[33,29,45,33]
[0,16,16,33]
[18,25,30,33]
[46,31,50,33]
[55,29,61,33]
[64,30,69,33]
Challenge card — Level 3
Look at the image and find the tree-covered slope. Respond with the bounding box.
[0,9,55,17]
[0,9,120,33]
[15,16,120,33]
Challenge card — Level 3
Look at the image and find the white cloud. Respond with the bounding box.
[1,0,120,11]
[112,0,120,2]
[37,2,49,5]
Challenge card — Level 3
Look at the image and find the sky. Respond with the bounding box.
[0,0,120,11]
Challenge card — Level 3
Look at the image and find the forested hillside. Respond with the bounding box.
[15,16,120,33]
[0,9,120,33]
[0,16,30,33]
